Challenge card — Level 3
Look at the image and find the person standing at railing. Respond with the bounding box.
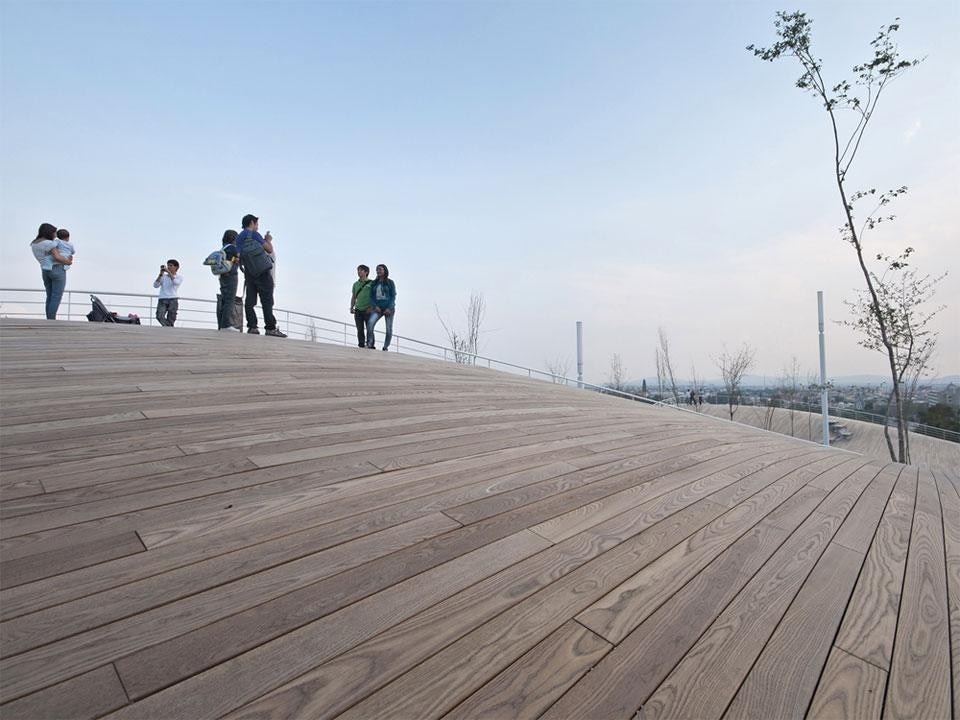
[237,213,286,338]
[366,264,396,351]
[350,264,373,348]
[217,230,241,332]
[30,223,73,320]
[153,260,182,326]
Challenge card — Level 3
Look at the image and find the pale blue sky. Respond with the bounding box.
[2,0,957,383]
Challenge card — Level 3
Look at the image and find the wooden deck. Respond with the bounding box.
[0,318,956,720]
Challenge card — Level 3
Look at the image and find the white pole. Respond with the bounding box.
[576,321,583,389]
[818,291,830,447]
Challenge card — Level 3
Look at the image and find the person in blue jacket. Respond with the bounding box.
[366,264,397,351]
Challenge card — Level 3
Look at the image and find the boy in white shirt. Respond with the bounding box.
[153,259,183,327]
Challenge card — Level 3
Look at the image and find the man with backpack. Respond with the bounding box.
[236,213,286,337]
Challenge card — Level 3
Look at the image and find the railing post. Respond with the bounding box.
[67,291,72,321]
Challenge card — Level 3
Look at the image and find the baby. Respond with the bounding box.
[55,228,76,269]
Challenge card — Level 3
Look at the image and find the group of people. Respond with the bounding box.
[29,223,75,320]
[212,214,287,337]
[349,264,397,350]
[31,216,398,352]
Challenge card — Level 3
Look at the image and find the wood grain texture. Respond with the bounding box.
[1,511,460,657]
[933,470,960,720]
[0,530,145,588]
[834,467,918,669]
[102,532,551,719]
[225,499,726,720]
[807,646,887,720]
[642,543,861,720]
[440,620,611,720]
[0,665,128,720]
[1,320,954,719]
[883,469,952,720]
[722,538,865,719]
[576,453,846,644]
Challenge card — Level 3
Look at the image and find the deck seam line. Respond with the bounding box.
[931,470,957,720]
[876,466,920,720]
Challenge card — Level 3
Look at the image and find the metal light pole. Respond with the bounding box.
[818,291,830,447]
[576,321,583,389]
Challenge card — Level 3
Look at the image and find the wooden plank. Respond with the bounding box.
[214,496,727,720]
[632,463,881,720]
[0,665,128,720]
[530,445,819,544]
[883,469,952,720]
[0,479,44,501]
[722,531,868,718]
[807,647,887,720]
[440,620,611,720]
[117,442,698,699]
[0,530,145,588]
[135,445,584,551]
[1,512,460,658]
[831,464,903,554]
[446,438,732,527]
[0,448,576,621]
[97,531,552,719]
[834,467,918,668]
[575,453,839,644]
[0,447,177,505]
[641,543,861,720]
[934,470,960,720]
[539,479,841,720]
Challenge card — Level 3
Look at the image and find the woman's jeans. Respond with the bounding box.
[366,309,394,350]
[41,266,66,319]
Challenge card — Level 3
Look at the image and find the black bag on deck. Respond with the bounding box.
[217,294,243,329]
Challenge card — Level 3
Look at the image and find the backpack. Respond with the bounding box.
[237,232,274,277]
[203,249,233,275]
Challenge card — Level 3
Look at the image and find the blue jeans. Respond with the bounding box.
[367,309,394,349]
[42,266,66,319]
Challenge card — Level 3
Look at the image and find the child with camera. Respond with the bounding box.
[153,259,182,327]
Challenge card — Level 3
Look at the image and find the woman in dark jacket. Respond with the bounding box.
[365,264,397,351]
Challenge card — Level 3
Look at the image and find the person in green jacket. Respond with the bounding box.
[350,264,373,348]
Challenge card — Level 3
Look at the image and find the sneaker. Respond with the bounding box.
[382,347,389,352]
[247,328,260,335]
[367,345,376,350]
[265,328,288,338]
[220,327,241,332]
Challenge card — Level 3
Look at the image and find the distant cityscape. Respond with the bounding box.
[623,377,960,435]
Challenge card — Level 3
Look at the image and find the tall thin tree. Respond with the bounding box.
[749,13,945,463]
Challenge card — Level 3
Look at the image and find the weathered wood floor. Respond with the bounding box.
[0,319,956,720]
